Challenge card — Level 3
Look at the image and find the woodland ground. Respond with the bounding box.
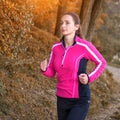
[0,27,119,120]
[87,65,120,120]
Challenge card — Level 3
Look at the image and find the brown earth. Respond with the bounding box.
[0,27,119,120]
[87,65,120,120]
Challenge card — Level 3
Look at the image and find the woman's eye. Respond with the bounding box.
[66,22,69,25]
[60,21,70,25]
[60,22,63,25]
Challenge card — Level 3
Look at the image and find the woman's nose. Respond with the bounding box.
[61,22,66,27]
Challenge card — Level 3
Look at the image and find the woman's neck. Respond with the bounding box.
[64,34,75,48]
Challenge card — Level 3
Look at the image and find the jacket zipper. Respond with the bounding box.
[61,48,69,66]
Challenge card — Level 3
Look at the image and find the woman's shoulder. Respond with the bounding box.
[52,41,62,49]
[76,36,92,46]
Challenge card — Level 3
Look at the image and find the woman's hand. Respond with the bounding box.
[79,73,88,85]
[40,59,48,71]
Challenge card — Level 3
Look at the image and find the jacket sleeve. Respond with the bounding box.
[41,48,56,78]
[85,42,107,83]
[78,58,88,75]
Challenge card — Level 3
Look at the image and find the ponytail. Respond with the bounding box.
[76,25,85,39]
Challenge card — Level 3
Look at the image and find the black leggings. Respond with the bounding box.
[57,97,90,120]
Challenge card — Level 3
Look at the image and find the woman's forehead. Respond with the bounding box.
[61,15,74,21]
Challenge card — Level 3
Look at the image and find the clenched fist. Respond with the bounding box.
[79,73,88,85]
[40,59,48,71]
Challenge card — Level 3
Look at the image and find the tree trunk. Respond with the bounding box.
[86,0,103,41]
[80,0,95,38]
[54,0,67,37]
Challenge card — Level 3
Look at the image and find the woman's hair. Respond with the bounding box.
[63,12,85,39]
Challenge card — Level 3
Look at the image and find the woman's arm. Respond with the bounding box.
[85,42,107,83]
[78,58,89,85]
[40,50,56,78]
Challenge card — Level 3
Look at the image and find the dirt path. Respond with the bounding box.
[87,65,120,120]
[87,92,120,120]
[107,65,120,83]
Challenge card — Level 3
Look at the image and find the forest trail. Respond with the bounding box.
[107,65,120,83]
[87,65,120,120]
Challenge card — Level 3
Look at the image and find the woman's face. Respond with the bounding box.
[60,15,79,36]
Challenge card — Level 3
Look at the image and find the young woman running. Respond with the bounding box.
[40,12,106,120]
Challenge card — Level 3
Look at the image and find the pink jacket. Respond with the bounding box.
[41,36,106,98]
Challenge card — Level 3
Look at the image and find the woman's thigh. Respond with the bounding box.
[67,102,90,120]
[57,97,70,120]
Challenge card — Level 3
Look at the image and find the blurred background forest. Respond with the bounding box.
[0,0,120,120]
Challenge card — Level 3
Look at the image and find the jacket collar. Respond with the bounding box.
[61,35,77,48]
